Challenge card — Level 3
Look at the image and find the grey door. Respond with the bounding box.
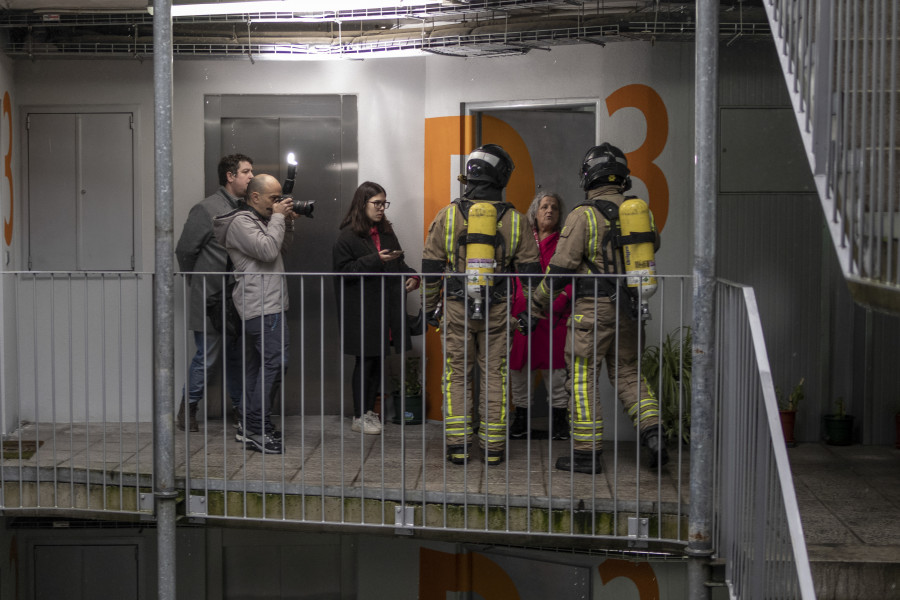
[206,95,358,417]
[27,112,135,271]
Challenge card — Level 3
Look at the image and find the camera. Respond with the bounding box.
[291,198,315,218]
[282,152,316,219]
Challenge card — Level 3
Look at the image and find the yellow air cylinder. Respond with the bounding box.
[465,202,497,320]
[619,198,658,299]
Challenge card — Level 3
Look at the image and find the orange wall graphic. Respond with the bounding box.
[419,548,663,599]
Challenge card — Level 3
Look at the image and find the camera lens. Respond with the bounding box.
[291,199,315,218]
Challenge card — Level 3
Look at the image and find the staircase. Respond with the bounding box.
[764,0,900,315]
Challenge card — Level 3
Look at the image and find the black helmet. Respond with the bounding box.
[580,143,631,191]
[465,144,515,189]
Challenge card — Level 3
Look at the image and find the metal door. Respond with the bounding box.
[205,95,358,416]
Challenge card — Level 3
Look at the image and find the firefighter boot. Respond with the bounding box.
[551,408,570,440]
[555,449,603,474]
[641,429,669,469]
[509,407,528,439]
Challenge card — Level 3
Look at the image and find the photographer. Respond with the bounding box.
[175,153,253,432]
[213,174,295,454]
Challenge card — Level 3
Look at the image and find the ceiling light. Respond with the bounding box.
[149,1,437,17]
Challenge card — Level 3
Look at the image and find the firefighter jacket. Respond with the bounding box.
[533,186,660,311]
[422,198,542,314]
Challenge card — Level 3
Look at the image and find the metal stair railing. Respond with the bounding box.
[763,0,900,314]
[713,281,816,599]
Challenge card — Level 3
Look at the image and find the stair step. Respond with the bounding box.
[809,544,900,600]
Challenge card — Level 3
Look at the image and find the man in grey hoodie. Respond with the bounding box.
[213,174,295,454]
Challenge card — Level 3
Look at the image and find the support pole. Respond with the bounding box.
[689,0,718,598]
[153,2,177,599]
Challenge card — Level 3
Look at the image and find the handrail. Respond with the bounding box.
[714,280,816,599]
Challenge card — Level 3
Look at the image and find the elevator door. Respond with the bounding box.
[205,95,358,416]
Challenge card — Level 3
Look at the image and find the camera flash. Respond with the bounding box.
[286,152,297,166]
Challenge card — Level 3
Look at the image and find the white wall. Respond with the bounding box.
[9,42,699,424]
[0,49,18,433]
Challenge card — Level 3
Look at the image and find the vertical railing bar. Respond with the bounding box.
[299,275,307,521]
[440,282,449,530]
[889,0,899,283]
[102,274,109,508]
[134,275,141,509]
[355,274,364,525]
[382,274,389,527]
[850,0,862,275]
[49,273,58,507]
[840,0,853,251]
[118,273,125,509]
[862,0,874,278]
[591,279,600,536]
[419,282,427,528]
[874,0,887,279]
[83,275,90,509]
[68,275,76,507]
[320,276,326,522]
[280,275,287,521]
[30,275,39,506]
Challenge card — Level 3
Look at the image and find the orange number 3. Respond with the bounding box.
[606,84,669,232]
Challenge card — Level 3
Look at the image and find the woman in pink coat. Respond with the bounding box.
[508,191,572,440]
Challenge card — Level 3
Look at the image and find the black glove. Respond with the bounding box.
[426,304,443,330]
[515,312,541,335]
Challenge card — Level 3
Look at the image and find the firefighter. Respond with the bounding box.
[532,143,667,474]
[422,144,542,466]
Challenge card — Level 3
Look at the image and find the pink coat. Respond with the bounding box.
[509,230,572,371]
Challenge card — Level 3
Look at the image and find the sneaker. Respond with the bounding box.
[446,445,469,465]
[551,407,570,440]
[509,407,528,439]
[364,410,383,433]
[351,416,380,435]
[231,407,242,430]
[235,421,281,442]
[243,431,283,454]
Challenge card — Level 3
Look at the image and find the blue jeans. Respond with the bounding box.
[242,313,290,435]
[185,330,243,408]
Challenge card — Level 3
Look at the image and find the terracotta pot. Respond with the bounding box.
[779,410,797,447]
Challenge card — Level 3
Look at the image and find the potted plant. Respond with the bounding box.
[642,326,692,445]
[778,378,804,447]
[391,355,424,425]
[824,396,854,446]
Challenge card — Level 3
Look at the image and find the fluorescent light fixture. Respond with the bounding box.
[152,1,437,17]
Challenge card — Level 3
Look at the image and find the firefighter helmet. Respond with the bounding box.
[466,144,515,189]
[580,143,631,191]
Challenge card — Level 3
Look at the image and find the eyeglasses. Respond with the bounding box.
[369,200,390,209]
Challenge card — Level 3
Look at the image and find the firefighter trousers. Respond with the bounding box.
[441,300,512,452]
[565,297,659,451]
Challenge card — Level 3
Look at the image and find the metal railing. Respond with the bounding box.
[714,280,816,599]
[0,272,155,516]
[0,268,689,548]
[175,271,690,548]
[763,0,900,313]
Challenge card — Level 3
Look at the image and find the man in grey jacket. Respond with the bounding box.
[175,154,254,432]
[213,174,295,454]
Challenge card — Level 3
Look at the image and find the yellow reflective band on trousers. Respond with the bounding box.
[571,355,603,443]
[443,357,474,440]
[627,396,660,426]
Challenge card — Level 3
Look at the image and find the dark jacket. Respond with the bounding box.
[175,188,241,331]
[332,226,417,357]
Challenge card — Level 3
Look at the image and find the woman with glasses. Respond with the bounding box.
[333,181,420,435]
